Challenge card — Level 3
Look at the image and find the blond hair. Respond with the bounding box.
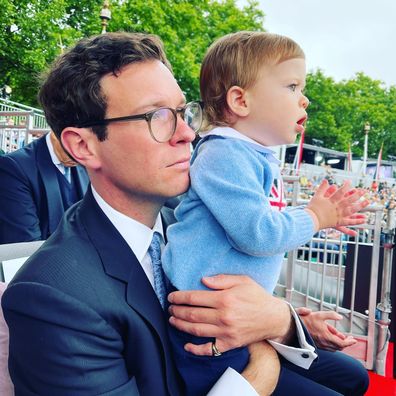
[200,31,305,127]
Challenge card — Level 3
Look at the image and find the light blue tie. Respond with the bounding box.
[148,232,167,309]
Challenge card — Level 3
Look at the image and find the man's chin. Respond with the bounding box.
[173,184,190,197]
[164,183,189,200]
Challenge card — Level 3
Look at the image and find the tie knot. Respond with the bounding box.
[151,231,162,246]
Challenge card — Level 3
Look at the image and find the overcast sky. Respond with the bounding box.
[239,0,395,87]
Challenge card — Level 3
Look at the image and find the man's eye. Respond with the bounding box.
[151,108,169,121]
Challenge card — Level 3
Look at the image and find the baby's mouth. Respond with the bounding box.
[296,116,307,133]
[297,116,307,126]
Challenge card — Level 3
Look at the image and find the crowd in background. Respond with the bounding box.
[282,168,396,240]
[284,166,396,209]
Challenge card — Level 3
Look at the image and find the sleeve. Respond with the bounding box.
[207,368,258,396]
[268,304,317,369]
[191,140,315,257]
[2,283,135,396]
[0,155,42,243]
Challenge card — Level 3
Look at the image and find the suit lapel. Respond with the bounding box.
[80,190,181,395]
[36,137,64,233]
[80,190,169,342]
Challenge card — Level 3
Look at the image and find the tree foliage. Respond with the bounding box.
[305,70,396,159]
[1,0,395,157]
[0,0,264,105]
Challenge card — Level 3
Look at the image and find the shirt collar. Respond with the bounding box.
[46,132,62,167]
[91,185,164,263]
[199,126,280,164]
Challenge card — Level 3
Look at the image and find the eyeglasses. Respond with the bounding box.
[76,101,203,143]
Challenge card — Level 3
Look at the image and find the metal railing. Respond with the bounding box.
[277,176,393,375]
[375,207,394,374]
[0,98,48,129]
[0,99,50,153]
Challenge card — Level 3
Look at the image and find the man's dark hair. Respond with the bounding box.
[39,32,171,141]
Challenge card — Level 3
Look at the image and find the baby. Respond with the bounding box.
[163,31,368,396]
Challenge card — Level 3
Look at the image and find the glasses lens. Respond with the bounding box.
[184,102,202,133]
[150,108,176,142]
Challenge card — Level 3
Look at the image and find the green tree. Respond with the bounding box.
[305,70,396,159]
[304,70,344,148]
[0,0,93,104]
[0,0,264,106]
[3,1,394,157]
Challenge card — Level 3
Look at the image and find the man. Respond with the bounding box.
[2,33,368,395]
[0,131,89,243]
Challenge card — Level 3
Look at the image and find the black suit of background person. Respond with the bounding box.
[0,132,89,244]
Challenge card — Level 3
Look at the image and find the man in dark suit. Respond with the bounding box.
[2,33,368,395]
[0,131,89,243]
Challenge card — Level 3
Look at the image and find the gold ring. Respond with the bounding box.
[211,340,222,357]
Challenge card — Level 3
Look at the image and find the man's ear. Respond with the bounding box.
[61,127,101,170]
[226,85,250,118]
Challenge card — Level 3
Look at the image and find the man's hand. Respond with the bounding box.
[168,275,293,356]
[241,341,280,396]
[295,307,357,351]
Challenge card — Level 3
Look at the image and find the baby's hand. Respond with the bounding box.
[305,179,369,236]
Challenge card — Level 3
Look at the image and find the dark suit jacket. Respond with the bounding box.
[2,188,182,395]
[0,135,89,244]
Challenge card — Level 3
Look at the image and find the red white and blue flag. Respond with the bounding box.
[269,177,287,211]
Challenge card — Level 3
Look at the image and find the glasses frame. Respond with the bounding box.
[76,101,203,143]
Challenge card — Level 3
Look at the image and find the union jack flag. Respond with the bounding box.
[269,177,287,211]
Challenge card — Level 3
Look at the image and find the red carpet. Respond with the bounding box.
[366,342,395,395]
[367,372,396,395]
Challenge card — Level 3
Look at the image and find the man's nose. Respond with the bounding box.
[170,116,197,145]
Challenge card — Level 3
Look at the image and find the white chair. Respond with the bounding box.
[0,241,45,282]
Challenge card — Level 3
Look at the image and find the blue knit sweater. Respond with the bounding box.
[162,131,315,292]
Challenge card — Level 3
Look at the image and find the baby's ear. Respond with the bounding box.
[226,86,250,118]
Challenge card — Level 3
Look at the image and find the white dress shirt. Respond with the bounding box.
[92,186,316,395]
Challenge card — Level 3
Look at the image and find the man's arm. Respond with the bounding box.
[168,275,297,353]
[0,156,42,243]
[168,275,316,367]
[2,283,135,395]
[3,281,274,396]
[209,341,280,396]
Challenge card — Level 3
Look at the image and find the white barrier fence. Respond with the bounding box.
[0,98,50,153]
[278,176,393,375]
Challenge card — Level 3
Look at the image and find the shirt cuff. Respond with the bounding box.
[206,367,259,396]
[268,303,317,369]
